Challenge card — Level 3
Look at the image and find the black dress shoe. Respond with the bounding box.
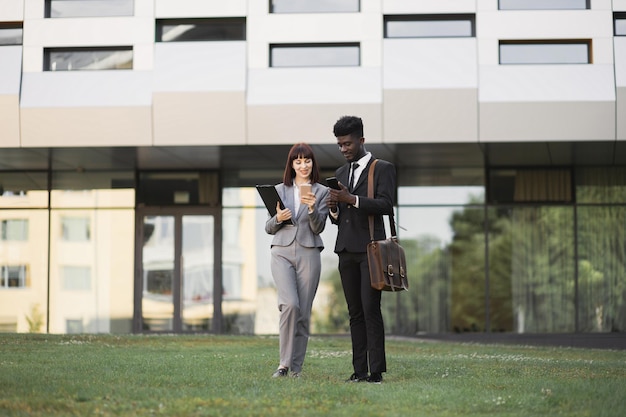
[367,373,383,384]
[345,373,368,383]
[272,368,288,378]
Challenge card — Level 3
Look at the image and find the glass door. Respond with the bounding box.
[135,208,219,333]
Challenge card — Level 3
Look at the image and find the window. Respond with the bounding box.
[66,319,84,333]
[576,167,626,204]
[61,217,91,241]
[385,14,475,38]
[270,0,359,13]
[44,47,133,71]
[616,13,626,36]
[146,269,172,296]
[498,0,589,10]
[1,265,28,288]
[45,0,134,18]
[0,24,22,46]
[488,169,573,203]
[1,219,28,241]
[0,172,49,209]
[270,43,360,67]
[499,40,591,64]
[62,266,91,290]
[155,18,246,42]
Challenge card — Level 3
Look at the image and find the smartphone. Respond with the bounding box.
[299,183,312,195]
[326,177,341,190]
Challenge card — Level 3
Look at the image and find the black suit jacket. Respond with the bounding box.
[331,157,396,253]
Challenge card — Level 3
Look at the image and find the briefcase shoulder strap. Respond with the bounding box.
[367,159,397,241]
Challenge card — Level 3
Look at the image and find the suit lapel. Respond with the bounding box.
[338,164,350,188]
[353,158,374,193]
[282,186,294,213]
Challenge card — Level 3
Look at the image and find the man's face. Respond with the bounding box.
[336,134,363,162]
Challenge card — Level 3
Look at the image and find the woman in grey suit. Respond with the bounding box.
[265,143,330,378]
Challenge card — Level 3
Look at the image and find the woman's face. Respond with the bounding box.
[292,156,313,183]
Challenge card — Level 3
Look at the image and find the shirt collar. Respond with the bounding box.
[354,152,371,168]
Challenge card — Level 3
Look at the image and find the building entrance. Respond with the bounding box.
[134,207,221,333]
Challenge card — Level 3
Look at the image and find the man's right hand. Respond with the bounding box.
[329,182,357,207]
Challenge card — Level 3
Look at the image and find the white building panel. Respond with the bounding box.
[22,17,154,72]
[383,0,476,14]
[155,0,247,18]
[247,12,382,69]
[384,38,477,89]
[21,72,152,107]
[362,0,383,12]
[23,17,154,47]
[476,0,496,12]
[247,67,381,105]
[153,91,246,146]
[0,96,20,147]
[249,13,382,43]
[153,42,247,92]
[475,0,614,11]
[0,46,22,94]
[615,0,626,10]
[615,38,626,87]
[480,100,615,141]
[23,0,44,19]
[0,0,24,20]
[134,0,155,17]
[479,65,615,102]
[384,89,478,142]
[21,106,153,146]
[132,43,154,72]
[0,46,22,146]
[477,10,613,40]
[247,103,382,145]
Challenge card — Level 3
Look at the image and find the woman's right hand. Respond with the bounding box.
[276,201,292,223]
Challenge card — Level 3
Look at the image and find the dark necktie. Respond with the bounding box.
[349,162,359,191]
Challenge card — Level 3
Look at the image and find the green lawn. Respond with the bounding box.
[1,334,624,417]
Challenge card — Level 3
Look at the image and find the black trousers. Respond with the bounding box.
[338,251,386,375]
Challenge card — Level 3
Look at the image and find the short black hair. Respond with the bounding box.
[333,115,363,138]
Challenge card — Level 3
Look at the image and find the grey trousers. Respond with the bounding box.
[270,242,321,373]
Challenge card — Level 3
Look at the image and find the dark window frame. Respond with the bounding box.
[499,39,592,65]
[43,46,133,71]
[0,22,23,46]
[269,0,360,14]
[384,14,476,38]
[155,17,246,42]
[498,0,590,10]
[269,42,361,68]
[0,265,28,289]
[615,12,626,36]
[44,0,135,18]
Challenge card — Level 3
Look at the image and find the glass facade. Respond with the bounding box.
[1,167,625,335]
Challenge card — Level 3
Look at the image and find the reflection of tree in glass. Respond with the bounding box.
[310,180,626,335]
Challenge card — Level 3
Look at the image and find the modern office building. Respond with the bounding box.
[1,0,625,337]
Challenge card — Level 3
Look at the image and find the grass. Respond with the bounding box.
[0,334,625,417]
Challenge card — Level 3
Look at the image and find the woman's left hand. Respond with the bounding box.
[301,191,316,213]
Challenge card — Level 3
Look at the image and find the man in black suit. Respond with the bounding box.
[327,115,396,384]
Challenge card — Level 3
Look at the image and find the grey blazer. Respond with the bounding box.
[265,182,330,250]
